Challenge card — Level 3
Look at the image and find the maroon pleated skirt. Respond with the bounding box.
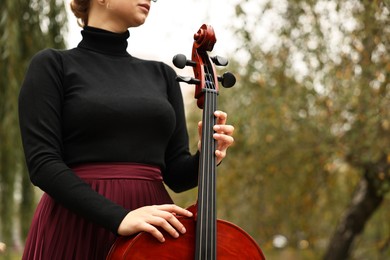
[22,163,174,260]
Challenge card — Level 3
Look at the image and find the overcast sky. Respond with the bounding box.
[65,0,240,63]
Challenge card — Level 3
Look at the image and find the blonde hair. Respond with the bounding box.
[70,0,90,27]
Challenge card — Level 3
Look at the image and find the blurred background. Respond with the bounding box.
[1,0,390,259]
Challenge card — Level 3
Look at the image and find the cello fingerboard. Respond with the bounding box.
[195,80,218,259]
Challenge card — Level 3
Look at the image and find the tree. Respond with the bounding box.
[182,0,390,259]
[0,0,67,253]
[321,1,390,258]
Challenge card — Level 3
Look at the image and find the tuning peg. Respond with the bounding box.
[172,54,197,69]
[210,56,228,66]
[218,72,236,88]
[176,75,201,85]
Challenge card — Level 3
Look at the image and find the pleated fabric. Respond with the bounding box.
[22,163,174,260]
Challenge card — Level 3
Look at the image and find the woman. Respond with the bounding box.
[19,0,234,259]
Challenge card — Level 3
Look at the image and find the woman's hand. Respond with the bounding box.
[117,204,193,242]
[198,110,235,165]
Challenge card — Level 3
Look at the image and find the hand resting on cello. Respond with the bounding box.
[117,110,234,243]
[117,205,193,243]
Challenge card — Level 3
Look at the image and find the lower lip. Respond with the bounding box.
[139,5,149,13]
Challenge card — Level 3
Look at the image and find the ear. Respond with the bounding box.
[96,0,106,6]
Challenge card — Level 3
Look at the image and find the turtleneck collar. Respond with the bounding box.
[78,26,130,57]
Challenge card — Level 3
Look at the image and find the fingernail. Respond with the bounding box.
[181,227,186,233]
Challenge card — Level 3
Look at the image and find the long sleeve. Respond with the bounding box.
[19,49,128,234]
[162,65,199,192]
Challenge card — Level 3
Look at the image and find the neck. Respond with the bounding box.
[88,14,127,33]
[78,26,130,57]
[87,0,127,33]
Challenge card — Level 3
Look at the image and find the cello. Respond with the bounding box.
[106,24,266,260]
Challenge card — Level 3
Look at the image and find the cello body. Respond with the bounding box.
[107,216,265,259]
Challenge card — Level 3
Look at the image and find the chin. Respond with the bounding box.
[128,16,147,28]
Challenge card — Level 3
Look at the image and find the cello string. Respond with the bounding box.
[198,60,210,258]
[198,58,208,258]
[204,61,211,258]
[204,57,217,258]
[210,63,217,259]
[196,48,218,259]
[205,63,211,258]
[211,60,218,258]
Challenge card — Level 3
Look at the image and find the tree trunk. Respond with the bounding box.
[323,175,384,260]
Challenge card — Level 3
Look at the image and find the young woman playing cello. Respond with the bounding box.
[19,0,234,259]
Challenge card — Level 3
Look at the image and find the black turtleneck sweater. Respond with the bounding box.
[19,27,199,234]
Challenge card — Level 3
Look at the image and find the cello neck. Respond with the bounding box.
[172,24,232,260]
[195,83,218,259]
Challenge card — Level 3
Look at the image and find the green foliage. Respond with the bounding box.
[175,0,390,258]
[0,0,67,252]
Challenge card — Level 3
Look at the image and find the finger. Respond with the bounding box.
[156,204,193,218]
[215,148,228,165]
[215,149,226,160]
[213,133,235,149]
[155,205,192,235]
[214,110,227,125]
[197,121,202,151]
[146,210,188,240]
[198,121,202,138]
[149,214,181,239]
[213,125,234,135]
[143,223,166,243]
